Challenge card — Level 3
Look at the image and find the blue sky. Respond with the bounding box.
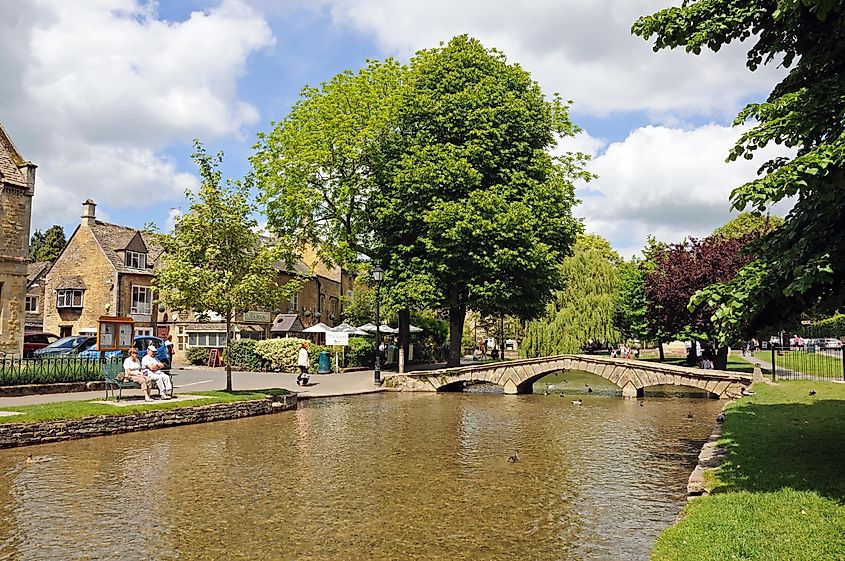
[0,0,789,257]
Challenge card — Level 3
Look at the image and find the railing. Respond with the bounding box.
[769,345,845,382]
[0,354,115,386]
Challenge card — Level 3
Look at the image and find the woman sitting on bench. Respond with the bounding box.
[123,348,154,402]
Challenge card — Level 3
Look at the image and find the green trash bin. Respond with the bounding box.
[318,351,331,374]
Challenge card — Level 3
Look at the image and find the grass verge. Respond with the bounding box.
[650,380,845,561]
[639,353,757,374]
[0,389,290,424]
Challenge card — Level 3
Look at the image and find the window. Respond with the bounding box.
[135,327,153,337]
[125,250,147,269]
[25,296,38,312]
[187,331,227,347]
[289,292,299,311]
[347,289,354,299]
[57,289,84,308]
[330,297,338,315]
[131,286,152,315]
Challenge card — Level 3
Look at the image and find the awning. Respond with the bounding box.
[271,314,305,333]
[234,324,266,333]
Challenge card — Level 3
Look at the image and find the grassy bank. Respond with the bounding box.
[640,353,757,374]
[651,380,845,561]
[0,390,289,424]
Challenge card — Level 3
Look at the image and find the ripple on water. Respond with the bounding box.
[0,392,722,561]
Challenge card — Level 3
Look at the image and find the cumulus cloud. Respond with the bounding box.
[576,124,793,257]
[0,0,274,229]
[311,0,786,118]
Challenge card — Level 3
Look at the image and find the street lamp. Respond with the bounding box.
[372,264,385,384]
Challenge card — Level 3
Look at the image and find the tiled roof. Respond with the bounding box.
[27,261,51,284]
[270,314,305,333]
[0,123,28,188]
[89,221,164,275]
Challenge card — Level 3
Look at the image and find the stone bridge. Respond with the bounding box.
[384,355,751,399]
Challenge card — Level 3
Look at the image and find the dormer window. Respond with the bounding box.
[126,250,146,269]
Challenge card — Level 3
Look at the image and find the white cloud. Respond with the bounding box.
[0,0,274,229]
[576,124,793,258]
[311,0,786,118]
[164,208,183,233]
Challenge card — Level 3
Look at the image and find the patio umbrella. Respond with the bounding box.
[331,322,369,336]
[303,322,332,333]
[358,323,396,334]
[408,324,424,333]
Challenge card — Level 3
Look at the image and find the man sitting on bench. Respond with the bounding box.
[142,345,173,399]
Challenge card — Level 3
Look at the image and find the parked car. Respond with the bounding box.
[23,332,59,357]
[33,335,96,357]
[817,338,843,349]
[79,335,171,369]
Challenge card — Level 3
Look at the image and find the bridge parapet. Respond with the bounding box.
[383,354,751,399]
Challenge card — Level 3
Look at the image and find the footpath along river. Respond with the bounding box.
[0,384,722,561]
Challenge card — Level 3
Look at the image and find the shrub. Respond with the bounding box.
[184,347,211,366]
[223,339,270,372]
[254,338,305,372]
[346,336,375,367]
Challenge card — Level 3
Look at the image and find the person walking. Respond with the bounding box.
[296,342,310,386]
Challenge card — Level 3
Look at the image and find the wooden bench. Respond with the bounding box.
[102,361,169,401]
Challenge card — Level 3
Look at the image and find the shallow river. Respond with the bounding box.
[0,380,722,561]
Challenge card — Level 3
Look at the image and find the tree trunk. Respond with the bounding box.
[448,294,466,368]
[225,314,233,392]
[398,308,410,373]
[714,345,729,371]
[657,337,665,362]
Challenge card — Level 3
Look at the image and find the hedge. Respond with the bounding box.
[184,346,211,366]
[224,339,271,372]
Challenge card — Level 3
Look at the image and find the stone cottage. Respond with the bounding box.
[43,200,164,338]
[0,124,36,355]
[25,260,51,331]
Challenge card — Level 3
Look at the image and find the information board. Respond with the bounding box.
[325,331,349,346]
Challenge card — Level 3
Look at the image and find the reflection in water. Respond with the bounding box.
[0,392,722,561]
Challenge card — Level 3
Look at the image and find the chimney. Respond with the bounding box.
[81,199,97,226]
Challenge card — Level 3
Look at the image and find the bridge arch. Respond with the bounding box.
[385,355,750,399]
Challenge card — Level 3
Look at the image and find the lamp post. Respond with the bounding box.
[372,264,384,384]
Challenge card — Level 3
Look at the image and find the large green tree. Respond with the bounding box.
[633,1,845,338]
[376,35,588,366]
[521,235,620,357]
[29,225,65,262]
[155,142,298,391]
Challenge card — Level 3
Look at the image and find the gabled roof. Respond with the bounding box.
[0,123,29,189]
[270,313,305,333]
[88,221,164,275]
[27,261,51,285]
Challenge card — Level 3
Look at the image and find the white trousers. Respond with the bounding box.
[146,371,173,394]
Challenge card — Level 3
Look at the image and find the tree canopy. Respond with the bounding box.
[29,225,65,262]
[633,1,845,336]
[255,35,588,366]
[374,35,587,365]
[521,234,620,357]
[155,142,298,390]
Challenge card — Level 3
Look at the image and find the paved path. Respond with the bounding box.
[0,367,385,408]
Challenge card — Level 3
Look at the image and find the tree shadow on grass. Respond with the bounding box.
[714,398,845,503]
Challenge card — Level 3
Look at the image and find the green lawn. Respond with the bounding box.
[651,380,845,561]
[0,389,290,424]
[639,353,757,374]
[754,351,844,379]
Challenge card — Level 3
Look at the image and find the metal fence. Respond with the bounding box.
[765,344,845,382]
[0,355,111,386]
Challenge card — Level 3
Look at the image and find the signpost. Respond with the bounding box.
[325,331,349,373]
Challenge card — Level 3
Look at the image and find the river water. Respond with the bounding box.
[0,380,722,561]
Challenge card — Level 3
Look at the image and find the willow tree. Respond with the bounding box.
[521,235,621,357]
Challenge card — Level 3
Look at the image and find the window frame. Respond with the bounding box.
[130,285,152,315]
[25,295,38,313]
[57,289,84,309]
[125,250,147,270]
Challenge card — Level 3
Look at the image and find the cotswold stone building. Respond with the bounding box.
[43,200,164,338]
[0,124,36,355]
[25,260,51,331]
